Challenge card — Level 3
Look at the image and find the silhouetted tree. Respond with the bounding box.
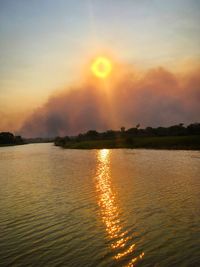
[102,130,116,139]
[0,132,24,145]
[187,123,200,135]
[145,127,154,136]
[85,130,99,140]
[136,124,140,129]
[0,132,15,144]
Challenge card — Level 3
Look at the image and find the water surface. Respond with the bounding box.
[0,144,200,266]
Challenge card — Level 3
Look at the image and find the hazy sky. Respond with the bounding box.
[0,0,200,133]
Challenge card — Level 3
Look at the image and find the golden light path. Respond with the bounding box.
[95,149,144,266]
[91,56,112,78]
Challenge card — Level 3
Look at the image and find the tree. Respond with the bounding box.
[187,123,200,135]
[121,126,125,132]
[85,130,99,140]
[136,124,140,129]
[0,132,15,144]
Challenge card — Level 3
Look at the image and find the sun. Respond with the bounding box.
[91,56,112,79]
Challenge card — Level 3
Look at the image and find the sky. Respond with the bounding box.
[0,0,200,136]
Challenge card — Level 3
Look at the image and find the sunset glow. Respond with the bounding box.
[91,57,112,79]
[0,1,199,136]
[1,1,200,267]
[95,149,144,266]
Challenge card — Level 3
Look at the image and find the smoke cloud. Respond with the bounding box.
[20,65,200,137]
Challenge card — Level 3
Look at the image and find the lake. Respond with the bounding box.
[0,143,200,267]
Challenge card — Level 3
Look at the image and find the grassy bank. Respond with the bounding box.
[56,135,200,150]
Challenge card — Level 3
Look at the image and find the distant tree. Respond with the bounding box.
[102,130,116,139]
[136,124,140,129]
[77,133,84,142]
[145,127,154,136]
[126,127,138,136]
[120,126,126,138]
[121,126,125,132]
[0,132,15,144]
[187,123,200,135]
[169,124,186,136]
[86,130,99,140]
[155,127,169,136]
[54,136,63,146]
[14,135,23,144]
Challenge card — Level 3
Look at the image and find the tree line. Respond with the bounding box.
[55,122,200,146]
[0,132,24,145]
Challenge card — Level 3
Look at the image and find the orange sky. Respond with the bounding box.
[0,1,200,135]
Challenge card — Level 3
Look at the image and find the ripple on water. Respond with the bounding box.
[0,144,200,267]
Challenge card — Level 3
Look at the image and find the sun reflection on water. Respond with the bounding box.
[95,149,144,266]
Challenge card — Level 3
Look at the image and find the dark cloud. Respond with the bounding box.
[20,66,200,137]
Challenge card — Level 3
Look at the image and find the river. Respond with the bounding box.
[0,143,199,266]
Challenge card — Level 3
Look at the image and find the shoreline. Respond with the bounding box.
[55,135,200,150]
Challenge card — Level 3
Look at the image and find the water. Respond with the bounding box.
[0,143,200,267]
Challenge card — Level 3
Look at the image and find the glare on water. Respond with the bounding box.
[95,149,144,266]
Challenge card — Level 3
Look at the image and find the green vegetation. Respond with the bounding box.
[55,123,200,150]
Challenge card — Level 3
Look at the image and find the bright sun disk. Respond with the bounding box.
[91,57,112,79]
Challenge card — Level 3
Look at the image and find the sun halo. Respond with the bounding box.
[91,57,112,79]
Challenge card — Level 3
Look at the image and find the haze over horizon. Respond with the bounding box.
[0,0,200,137]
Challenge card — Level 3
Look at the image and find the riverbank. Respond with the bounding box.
[0,143,25,147]
[0,132,54,147]
[55,135,200,150]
